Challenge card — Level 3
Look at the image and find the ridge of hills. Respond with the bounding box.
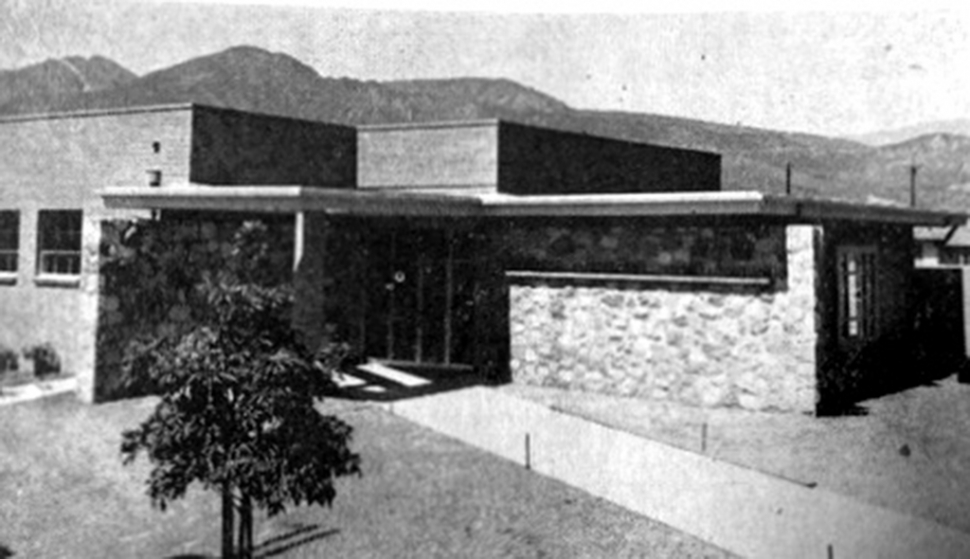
[2,45,969,210]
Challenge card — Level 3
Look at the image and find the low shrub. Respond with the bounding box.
[22,343,61,378]
[0,345,17,375]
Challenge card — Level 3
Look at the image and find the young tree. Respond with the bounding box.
[120,221,361,559]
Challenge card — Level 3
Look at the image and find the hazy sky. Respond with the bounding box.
[1,0,968,137]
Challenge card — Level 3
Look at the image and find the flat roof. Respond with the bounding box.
[358,119,500,132]
[100,185,967,226]
[0,103,195,125]
[0,102,346,129]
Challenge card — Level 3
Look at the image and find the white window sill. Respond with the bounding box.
[0,272,16,285]
[34,274,81,288]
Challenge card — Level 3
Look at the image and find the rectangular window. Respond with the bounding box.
[837,246,878,341]
[37,210,82,276]
[0,211,18,274]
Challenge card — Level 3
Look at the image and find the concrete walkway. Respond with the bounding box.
[387,386,970,559]
[0,377,77,407]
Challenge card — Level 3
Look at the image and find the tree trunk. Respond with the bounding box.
[238,492,253,559]
[222,485,235,559]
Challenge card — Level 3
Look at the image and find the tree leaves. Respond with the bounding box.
[120,219,361,526]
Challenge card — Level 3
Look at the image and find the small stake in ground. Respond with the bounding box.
[525,433,532,470]
[828,543,834,559]
[701,422,708,453]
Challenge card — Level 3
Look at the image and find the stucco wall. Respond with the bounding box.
[0,108,189,401]
[509,224,819,413]
[190,107,357,187]
[358,123,498,189]
[497,121,721,195]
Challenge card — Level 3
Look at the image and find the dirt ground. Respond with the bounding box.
[502,374,970,534]
[0,393,735,558]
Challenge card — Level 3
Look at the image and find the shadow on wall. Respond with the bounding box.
[817,269,970,416]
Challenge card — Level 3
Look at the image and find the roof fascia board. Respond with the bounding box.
[0,103,196,125]
[100,186,966,226]
[100,186,483,217]
[478,191,790,218]
[789,198,966,226]
[358,119,500,132]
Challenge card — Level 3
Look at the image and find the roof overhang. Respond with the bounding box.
[101,186,483,217]
[100,185,968,227]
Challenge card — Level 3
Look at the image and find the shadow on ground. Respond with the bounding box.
[0,543,13,558]
[255,524,339,558]
[160,525,338,559]
[818,377,960,417]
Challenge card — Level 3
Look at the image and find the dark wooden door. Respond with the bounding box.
[364,227,475,366]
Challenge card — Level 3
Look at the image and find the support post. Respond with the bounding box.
[293,211,305,273]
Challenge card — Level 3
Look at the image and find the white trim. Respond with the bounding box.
[506,270,773,286]
[33,274,81,288]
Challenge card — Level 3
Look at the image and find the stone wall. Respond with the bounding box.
[503,220,786,280]
[95,213,294,401]
[509,224,819,413]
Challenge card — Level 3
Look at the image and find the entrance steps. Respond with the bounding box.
[326,360,480,401]
[356,361,432,388]
[329,361,434,394]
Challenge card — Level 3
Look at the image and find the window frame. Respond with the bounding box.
[0,210,19,283]
[836,245,879,343]
[36,209,83,283]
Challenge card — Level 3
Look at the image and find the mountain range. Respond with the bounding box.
[847,119,970,147]
[2,45,969,211]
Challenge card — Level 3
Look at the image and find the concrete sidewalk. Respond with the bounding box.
[387,386,970,559]
[0,376,76,407]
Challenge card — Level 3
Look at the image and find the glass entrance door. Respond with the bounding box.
[364,227,475,366]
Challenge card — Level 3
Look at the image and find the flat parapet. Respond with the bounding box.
[357,119,721,194]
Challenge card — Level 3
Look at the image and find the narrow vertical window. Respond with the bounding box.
[0,210,19,274]
[837,246,878,341]
[37,210,82,276]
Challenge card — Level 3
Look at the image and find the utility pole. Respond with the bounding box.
[910,163,919,208]
[785,162,792,196]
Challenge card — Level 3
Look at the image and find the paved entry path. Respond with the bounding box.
[387,386,970,559]
[0,377,76,407]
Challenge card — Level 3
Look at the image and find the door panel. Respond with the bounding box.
[364,227,475,366]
